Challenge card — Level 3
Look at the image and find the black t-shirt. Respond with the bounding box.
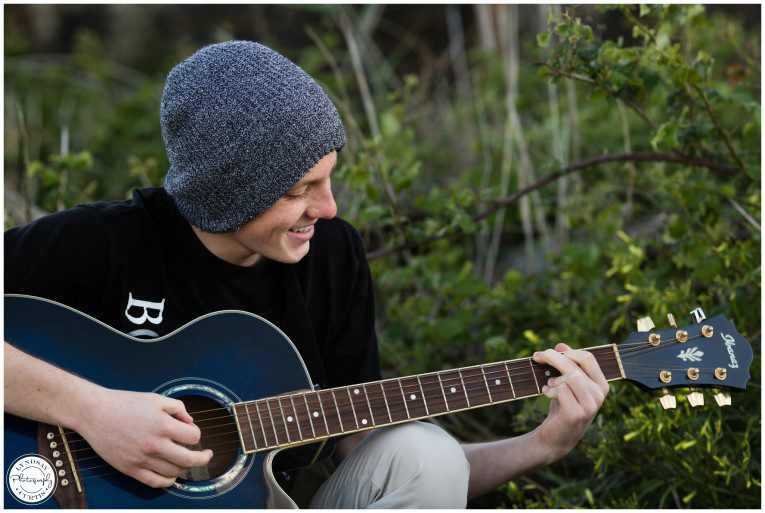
[4,187,382,391]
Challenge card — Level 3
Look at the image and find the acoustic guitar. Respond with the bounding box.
[4,295,753,508]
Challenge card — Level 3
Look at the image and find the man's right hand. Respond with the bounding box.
[76,388,214,488]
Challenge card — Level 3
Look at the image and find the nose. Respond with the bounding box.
[306,184,337,220]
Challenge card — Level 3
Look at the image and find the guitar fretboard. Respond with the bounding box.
[232,344,624,453]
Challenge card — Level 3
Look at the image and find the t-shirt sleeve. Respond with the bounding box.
[321,228,383,388]
[4,206,110,313]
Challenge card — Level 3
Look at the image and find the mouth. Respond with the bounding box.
[286,223,315,242]
[288,224,314,233]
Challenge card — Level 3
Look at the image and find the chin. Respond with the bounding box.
[277,242,310,264]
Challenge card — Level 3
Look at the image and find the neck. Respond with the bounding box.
[191,225,261,267]
[232,344,625,454]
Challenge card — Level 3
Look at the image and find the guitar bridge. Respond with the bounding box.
[38,423,87,508]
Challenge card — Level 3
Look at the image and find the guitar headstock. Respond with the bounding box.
[617,308,753,409]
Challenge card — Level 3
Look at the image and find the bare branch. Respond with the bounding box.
[366,151,741,260]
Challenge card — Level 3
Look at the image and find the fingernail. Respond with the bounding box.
[542,385,549,393]
[533,351,541,358]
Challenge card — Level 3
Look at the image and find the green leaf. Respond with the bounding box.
[537,31,551,48]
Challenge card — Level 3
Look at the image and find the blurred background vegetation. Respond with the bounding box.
[4,4,761,508]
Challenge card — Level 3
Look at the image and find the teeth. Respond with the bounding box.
[290,225,311,233]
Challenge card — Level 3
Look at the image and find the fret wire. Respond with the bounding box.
[458,370,471,406]
[241,354,624,441]
[242,350,619,426]
[362,384,376,426]
[302,394,317,439]
[315,391,331,435]
[276,397,291,443]
[397,378,411,418]
[330,389,344,432]
[480,365,494,403]
[379,382,393,423]
[254,402,269,446]
[503,363,516,398]
[242,402,258,450]
[227,362,627,452]
[244,359,615,439]
[346,387,360,429]
[527,360,541,393]
[436,372,451,411]
[288,396,303,440]
[236,349,619,424]
[416,376,429,415]
[264,399,280,445]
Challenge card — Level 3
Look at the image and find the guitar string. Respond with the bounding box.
[62,358,704,472]
[54,334,698,438]
[53,361,617,458]
[68,363,629,475]
[52,353,625,447]
[52,336,690,441]
[69,364,707,479]
[71,330,714,483]
[52,360,627,466]
[50,346,621,440]
[52,334,717,450]
[52,339,717,448]
[53,360,717,455]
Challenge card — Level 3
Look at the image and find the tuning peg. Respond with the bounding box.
[713,391,732,407]
[637,316,656,332]
[659,388,676,410]
[687,387,704,407]
[690,307,706,324]
[667,313,677,328]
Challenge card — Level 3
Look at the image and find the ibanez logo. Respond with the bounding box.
[722,332,739,369]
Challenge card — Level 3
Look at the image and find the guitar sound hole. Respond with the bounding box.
[177,394,239,482]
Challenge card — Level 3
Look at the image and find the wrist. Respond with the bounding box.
[530,426,569,465]
[66,380,107,433]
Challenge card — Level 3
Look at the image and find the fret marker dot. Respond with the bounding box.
[287,416,293,422]
[544,370,551,377]
[353,389,360,395]
[495,379,501,385]
[450,387,456,393]
[313,411,319,417]
[410,394,416,400]
[361,419,368,425]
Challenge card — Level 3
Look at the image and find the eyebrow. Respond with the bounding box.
[294,159,337,186]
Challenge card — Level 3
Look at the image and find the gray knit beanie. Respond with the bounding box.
[161,40,346,232]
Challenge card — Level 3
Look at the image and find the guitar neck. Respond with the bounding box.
[233,344,625,453]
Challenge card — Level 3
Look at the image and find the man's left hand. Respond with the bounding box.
[531,342,610,460]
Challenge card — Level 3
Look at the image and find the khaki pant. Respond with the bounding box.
[309,422,470,509]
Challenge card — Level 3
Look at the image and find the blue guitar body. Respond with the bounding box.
[4,295,316,508]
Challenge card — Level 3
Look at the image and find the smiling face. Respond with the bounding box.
[191,151,338,266]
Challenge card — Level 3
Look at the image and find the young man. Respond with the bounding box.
[5,41,609,508]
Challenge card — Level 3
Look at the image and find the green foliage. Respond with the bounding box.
[4,4,760,508]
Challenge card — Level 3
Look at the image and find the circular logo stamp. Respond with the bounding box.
[6,454,56,505]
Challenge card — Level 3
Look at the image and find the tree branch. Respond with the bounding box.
[366,151,740,260]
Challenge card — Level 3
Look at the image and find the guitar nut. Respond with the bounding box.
[687,367,700,380]
[659,370,672,383]
[676,330,688,343]
[715,367,727,380]
[701,325,714,338]
[61,479,69,487]
[648,333,661,346]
